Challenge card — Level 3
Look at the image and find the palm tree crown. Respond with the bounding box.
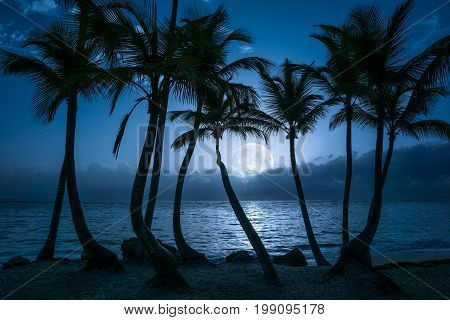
[170,84,271,149]
[0,23,102,123]
[259,59,329,137]
[170,6,270,103]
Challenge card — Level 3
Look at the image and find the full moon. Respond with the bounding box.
[231,143,274,175]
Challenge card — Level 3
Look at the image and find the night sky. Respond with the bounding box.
[0,0,449,177]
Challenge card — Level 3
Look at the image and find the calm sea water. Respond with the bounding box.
[1,200,449,265]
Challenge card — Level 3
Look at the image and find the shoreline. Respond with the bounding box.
[372,249,450,265]
[3,248,450,267]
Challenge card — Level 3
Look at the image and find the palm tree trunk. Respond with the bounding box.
[360,118,385,246]
[37,160,66,261]
[169,0,178,28]
[144,96,168,229]
[342,108,353,245]
[65,93,122,271]
[367,133,396,222]
[145,0,179,230]
[326,121,402,296]
[331,118,386,272]
[289,130,330,266]
[173,97,208,262]
[130,103,186,287]
[216,138,281,286]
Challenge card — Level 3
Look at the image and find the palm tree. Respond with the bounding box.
[144,0,179,228]
[169,6,270,262]
[0,23,121,270]
[259,60,331,266]
[6,0,96,262]
[331,0,450,272]
[360,37,450,222]
[90,0,187,286]
[171,85,282,285]
[311,22,361,245]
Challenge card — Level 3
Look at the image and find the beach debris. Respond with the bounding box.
[2,256,31,270]
[120,237,149,262]
[120,238,182,265]
[157,240,183,265]
[225,250,253,263]
[273,249,308,267]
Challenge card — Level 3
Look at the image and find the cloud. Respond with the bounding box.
[17,0,57,15]
[31,0,57,12]
[1,143,449,201]
[240,45,254,54]
[0,29,29,48]
[421,15,440,29]
[411,15,450,51]
[9,30,26,41]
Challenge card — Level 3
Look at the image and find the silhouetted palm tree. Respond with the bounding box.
[311,22,362,245]
[171,85,282,285]
[331,0,450,272]
[144,0,179,229]
[358,36,450,222]
[169,6,269,262]
[90,0,187,286]
[259,59,332,266]
[0,23,121,270]
[3,0,96,262]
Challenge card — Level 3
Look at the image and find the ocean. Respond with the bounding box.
[1,200,449,265]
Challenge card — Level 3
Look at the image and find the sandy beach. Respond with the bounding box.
[1,257,449,300]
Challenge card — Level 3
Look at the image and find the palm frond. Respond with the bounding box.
[383,0,413,64]
[226,124,270,144]
[297,101,329,135]
[171,128,210,149]
[112,98,143,157]
[402,35,450,95]
[219,57,272,78]
[401,119,450,140]
[169,109,205,125]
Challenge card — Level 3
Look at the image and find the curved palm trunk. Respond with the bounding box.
[173,99,208,262]
[145,0,179,230]
[216,138,281,286]
[330,118,386,275]
[341,119,386,266]
[289,132,330,266]
[173,140,208,261]
[342,110,353,245]
[144,96,168,229]
[65,93,122,271]
[327,121,402,296]
[360,118,386,247]
[367,133,396,222]
[131,105,186,287]
[37,160,66,261]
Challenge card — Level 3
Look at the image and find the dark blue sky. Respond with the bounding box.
[0,0,449,175]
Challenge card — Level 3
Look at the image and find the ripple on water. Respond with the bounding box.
[0,200,450,264]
